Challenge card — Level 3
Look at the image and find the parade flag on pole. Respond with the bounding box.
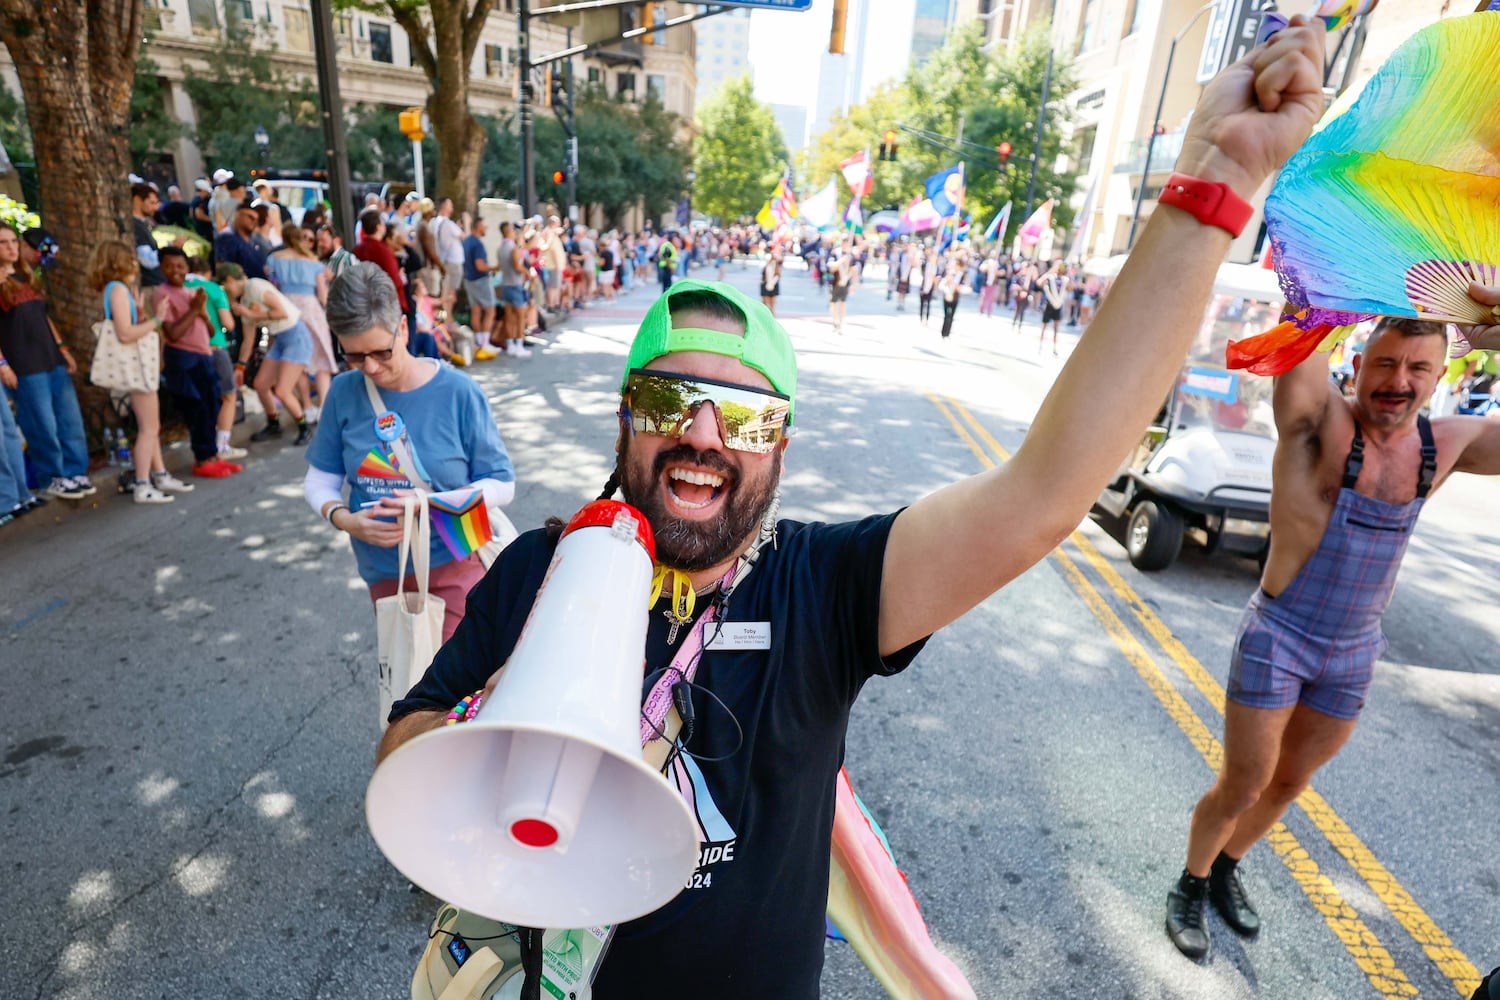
[983,201,1012,242]
[1071,175,1098,255]
[800,178,840,229]
[756,201,776,231]
[840,150,874,196]
[900,196,945,233]
[844,194,863,231]
[924,164,966,217]
[1018,199,1055,246]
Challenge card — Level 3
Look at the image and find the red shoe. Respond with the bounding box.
[193,459,241,478]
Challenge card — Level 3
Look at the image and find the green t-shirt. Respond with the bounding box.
[185,274,232,349]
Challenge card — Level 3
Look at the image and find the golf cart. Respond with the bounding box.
[1092,263,1286,572]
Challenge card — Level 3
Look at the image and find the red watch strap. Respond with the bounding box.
[1158,173,1254,238]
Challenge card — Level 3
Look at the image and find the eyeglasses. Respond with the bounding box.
[622,369,791,455]
[343,331,400,366]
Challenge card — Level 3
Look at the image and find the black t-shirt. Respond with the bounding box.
[392,513,927,999]
[133,216,164,287]
[189,195,215,240]
[0,279,64,376]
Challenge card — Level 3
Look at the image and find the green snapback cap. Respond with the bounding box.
[622,279,797,423]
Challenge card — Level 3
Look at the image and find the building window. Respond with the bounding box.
[652,4,666,45]
[284,7,312,50]
[1076,0,1099,53]
[486,43,504,77]
[369,22,392,62]
[334,12,351,35]
[1123,0,1144,36]
[225,0,252,23]
[188,0,220,32]
[1075,125,1097,176]
[588,66,601,84]
[617,72,636,98]
[647,73,666,100]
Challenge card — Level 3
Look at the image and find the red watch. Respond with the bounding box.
[1158,173,1254,238]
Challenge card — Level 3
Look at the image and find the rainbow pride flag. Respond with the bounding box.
[428,489,494,560]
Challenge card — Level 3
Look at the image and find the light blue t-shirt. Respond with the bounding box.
[306,362,515,584]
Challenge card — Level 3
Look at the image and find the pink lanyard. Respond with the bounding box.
[639,564,738,746]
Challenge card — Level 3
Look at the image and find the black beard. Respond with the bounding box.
[618,440,780,572]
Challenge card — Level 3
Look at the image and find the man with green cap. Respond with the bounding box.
[377,21,1331,997]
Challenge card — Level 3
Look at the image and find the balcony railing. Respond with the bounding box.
[1115,128,1186,177]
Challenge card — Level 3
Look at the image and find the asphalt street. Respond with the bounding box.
[2,257,1496,999]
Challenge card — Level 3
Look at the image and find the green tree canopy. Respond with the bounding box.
[181,18,327,172]
[128,47,187,173]
[804,22,1080,243]
[693,75,787,223]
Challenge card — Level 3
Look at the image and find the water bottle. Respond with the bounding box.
[102,428,117,466]
[115,432,133,468]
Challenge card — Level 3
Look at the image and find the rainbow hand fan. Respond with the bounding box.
[427,489,494,561]
[1233,12,1500,374]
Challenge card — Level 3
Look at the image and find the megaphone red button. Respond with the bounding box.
[511,818,561,848]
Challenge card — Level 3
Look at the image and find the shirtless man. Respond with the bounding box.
[1165,298,1500,961]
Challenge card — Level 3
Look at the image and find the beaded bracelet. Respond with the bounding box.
[445,690,485,725]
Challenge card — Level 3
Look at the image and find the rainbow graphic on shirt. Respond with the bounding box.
[428,489,495,560]
[357,447,405,480]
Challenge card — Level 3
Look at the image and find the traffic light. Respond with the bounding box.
[642,2,655,44]
[550,66,566,107]
[997,141,1012,167]
[879,130,898,161]
[398,107,426,142]
[552,169,566,185]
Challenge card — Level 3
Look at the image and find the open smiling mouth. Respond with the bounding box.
[666,468,727,510]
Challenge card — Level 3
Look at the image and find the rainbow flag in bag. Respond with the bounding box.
[427,489,494,560]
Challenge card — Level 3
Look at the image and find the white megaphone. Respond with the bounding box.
[366,500,701,928]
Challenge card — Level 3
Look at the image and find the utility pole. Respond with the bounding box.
[564,26,577,221]
[310,0,354,238]
[518,0,535,215]
[1023,45,1052,223]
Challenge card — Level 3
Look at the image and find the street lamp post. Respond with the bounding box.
[684,168,696,227]
[254,125,269,170]
[1126,0,1218,250]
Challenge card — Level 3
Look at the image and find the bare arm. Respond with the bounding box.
[1451,418,1500,476]
[1272,336,1339,438]
[108,283,158,344]
[877,20,1328,656]
[376,709,446,763]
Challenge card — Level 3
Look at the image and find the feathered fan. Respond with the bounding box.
[1228,12,1500,375]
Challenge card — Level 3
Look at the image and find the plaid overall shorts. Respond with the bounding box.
[1228,417,1436,720]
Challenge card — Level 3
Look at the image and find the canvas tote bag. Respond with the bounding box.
[375,493,446,729]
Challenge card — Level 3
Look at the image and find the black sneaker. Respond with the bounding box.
[250,421,283,442]
[293,423,312,446]
[1210,866,1261,937]
[1166,887,1210,960]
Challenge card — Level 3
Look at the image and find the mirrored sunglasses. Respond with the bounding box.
[622,368,791,455]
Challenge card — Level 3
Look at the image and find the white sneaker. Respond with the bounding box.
[507,342,533,358]
[218,446,248,460]
[133,482,176,504]
[152,472,196,493]
[45,477,87,500]
[304,405,320,424]
[67,475,99,497]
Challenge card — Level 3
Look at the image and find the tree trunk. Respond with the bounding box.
[0,0,140,368]
[391,0,489,214]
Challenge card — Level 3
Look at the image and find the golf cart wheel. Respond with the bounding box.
[1126,501,1184,572]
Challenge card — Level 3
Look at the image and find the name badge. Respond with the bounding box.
[705,622,772,651]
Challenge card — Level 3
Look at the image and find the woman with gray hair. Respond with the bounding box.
[302,262,516,641]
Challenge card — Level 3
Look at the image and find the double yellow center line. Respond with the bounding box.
[926,393,1479,999]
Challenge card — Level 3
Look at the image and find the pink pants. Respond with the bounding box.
[367,552,487,643]
[978,283,998,316]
